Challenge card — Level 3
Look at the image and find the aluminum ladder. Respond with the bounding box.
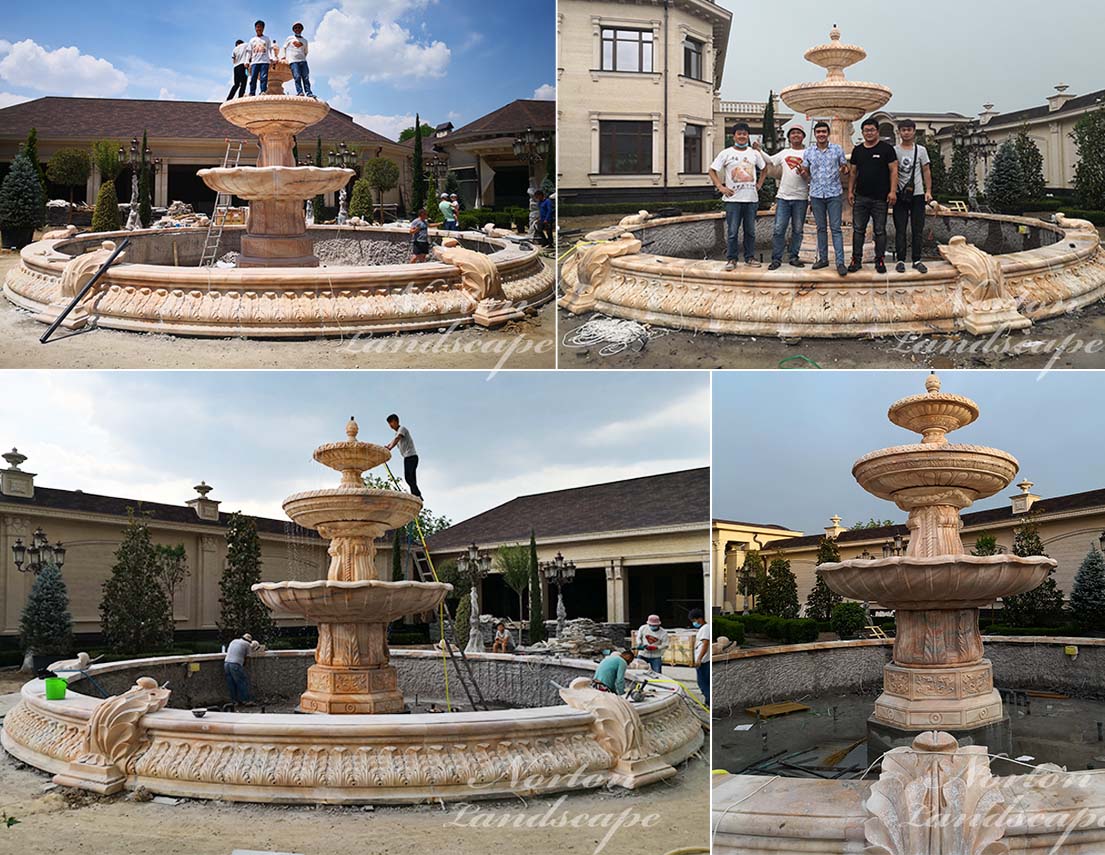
[198,139,245,267]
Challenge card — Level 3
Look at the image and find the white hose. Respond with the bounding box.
[561,314,667,357]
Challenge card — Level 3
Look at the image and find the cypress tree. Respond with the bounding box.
[100,511,174,653]
[985,140,1026,213]
[218,512,276,644]
[453,583,471,649]
[1070,546,1105,632]
[1013,128,1045,200]
[926,140,947,197]
[138,130,152,228]
[528,529,545,643]
[949,143,970,198]
[759,557,799,619]
[1001,513,1065,626]
[0,150,47,238]
[90,181,121,232]
[349,177,373,220]
[20,563,73,657]
[758,91,778,209]
[806,537,844,621]
[412,112,426,212]
[392,528,403,581]
[24,127,47,194]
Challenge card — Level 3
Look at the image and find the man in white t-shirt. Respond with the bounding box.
[893,119,933,273]
[709,123,767,270]
[690,608,710,705]
[755,126,811,269]
[247,20,277,96]
[227,40,250,101]
[283,22,315,99]
[385,413,421,498]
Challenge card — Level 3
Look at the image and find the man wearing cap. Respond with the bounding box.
[224,632,258,708]
[755,126,811,270]
[283,22,314,98]
[438,192,457,231]
[634,614,670,674]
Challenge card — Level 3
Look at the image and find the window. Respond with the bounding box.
[683,37,704,80]
[684,124,703,174]
[599,121,653,174]
[600,28,654,73]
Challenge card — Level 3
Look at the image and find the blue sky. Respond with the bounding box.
[3,371,709,528]
[713,370,1104,535]
[0,0,555,140]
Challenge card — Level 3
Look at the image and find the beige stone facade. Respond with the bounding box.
[557,0,731,202]
[711,518,803,613]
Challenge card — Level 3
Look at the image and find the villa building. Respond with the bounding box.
[712,481,1105,613]
[557,0,735,204]
[0,97,409,214]
[427,468,710,627]
[711,518,804,614]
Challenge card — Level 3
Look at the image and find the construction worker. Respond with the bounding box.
[593,649,634,695]
[385,414,421,498]
[224,632,258,707]
[634,614,669,673]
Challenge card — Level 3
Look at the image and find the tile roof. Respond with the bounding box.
[427,468,710,551]
[1,485,321,539]
[0,96,398,146]
[441,99,555,144]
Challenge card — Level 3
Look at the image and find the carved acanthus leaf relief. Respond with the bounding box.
[561,233,643,312]
[59,241,126,301]
[433,239,506,303]
[77,677,171,767]
[558,676,647,762]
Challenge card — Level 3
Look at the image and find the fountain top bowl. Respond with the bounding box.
[887,373,979,443]
[219,94,332,136]
[803,27,868,71]
[312,417,392,485]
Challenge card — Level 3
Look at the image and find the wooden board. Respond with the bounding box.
[1025,690,1071,700]
[745,701,812,719]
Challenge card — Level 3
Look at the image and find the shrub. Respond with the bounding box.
[100,512,174,654]
[712,615,745,645]
[90,181,121,233]
[363,157,399,219]
[0,150,47,235]
[720,612,818,645]
[349,177,373,220]
[985,140,1026,214]
[759,557,800,619]
[830,602,867,640]
[19,564,73,656]
[1072,105,1105,210]
[453,588,471,648]
[217,513,276,644]
[1071,547,1105,632]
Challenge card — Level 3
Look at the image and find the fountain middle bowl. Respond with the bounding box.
[198,165,355,201]
[851,443,1019,505]
[252,579,451,622]
[817,554,1056,609]
[282,488,423,532]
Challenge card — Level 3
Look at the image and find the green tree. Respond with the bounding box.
[138,130,152,228]
[412,112,426,212]
[949,143,970,198]
[1070,546,1105,632]
[349,177,373,219]
[153,544,188,645]
[1013,128,1046,200]
[1001,513,1065,626]
[986,140,1026,213]
[100,511,174,653]
[218,512,276,644]
[399,122,435,143]
[392,528,404,582]
[23,127,47,194]
[757,91,778,209]
[453,583,472,648]
[971,533,1001,556]
[759,557,799,619]
[364,473,451,540]
[848,517,895,530]
[363,157,399,221]
[495,543,531,623]
[19,564,73,658]
[90,181,121,233]
[738,550,765,610]
[46,148,91,221]
[926,140,947,197]
[527,530,545,643]
[1071,105,1105,210]
[0,151,47,240]
[830,601,867,640]
[91,140,123,182]
[806,537,844,621]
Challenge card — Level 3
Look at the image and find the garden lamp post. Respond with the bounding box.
[12,527,65,574]
[541,551,576,637]
[953,123,996,210]
[858,549,875,623]
[456,542,492,653]
[328,142,354,224]
[119,138,141,229]
[512,127,551,237]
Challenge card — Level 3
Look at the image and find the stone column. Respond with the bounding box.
[605,559,627,623]
[712,536,727,612]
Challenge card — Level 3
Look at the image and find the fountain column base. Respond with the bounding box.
[867,715,1012,766]
[300,662,404,714]
[873,659,1003,731]
[238,234,319,268]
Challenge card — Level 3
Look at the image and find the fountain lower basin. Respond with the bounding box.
[197,165,352,201]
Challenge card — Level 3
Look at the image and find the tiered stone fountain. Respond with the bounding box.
[818,374,1055,757]
[252,417,451,713]
[198,93,354,268]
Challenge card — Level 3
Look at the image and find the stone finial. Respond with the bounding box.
[829,25,841,41]
[193,481,213,498]
[1011,478,1040,514]
[830,514,841,526]
[346,417,359,440]
[3,448,26,470]
[1017,479,1034,495]
[924,373,941,394]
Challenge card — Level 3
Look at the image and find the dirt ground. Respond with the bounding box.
[0,253,555,370]
[0,741,708,855]
[557,216,1105,371]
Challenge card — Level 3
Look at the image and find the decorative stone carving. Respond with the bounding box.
[47,652,102,672]
[865,731,1008,855]
[52,677,171,794]
[433,238,505,302]
[42,225,79,241]
[559,232,643,313]
[559,676,677,789]
[1055,212,1097,233]
[43,240,127,329]
[939,236,1030,334]
[617,210,651,227]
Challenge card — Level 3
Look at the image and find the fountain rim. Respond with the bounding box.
[851,442,1018,468]
[252,579,453,593]
[282,485,424,503]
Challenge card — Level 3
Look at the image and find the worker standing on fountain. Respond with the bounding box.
[385,413,422,498]
[754,126,811,270]
[893,120,932,274]
[283,22,315,99]
[800,121,850,277]
[709,123,767,271]
[247,20,277,96]
[847,117,898,274]
[408,208,430,262]
[634,614,669,674]
[227,39,250,101]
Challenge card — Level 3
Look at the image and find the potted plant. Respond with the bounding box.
[0,150,46,249]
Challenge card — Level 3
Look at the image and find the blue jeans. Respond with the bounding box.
[249,63,269,95]
[724,201,757,262]
[289,61,313,96]
[772,198,808,262]
[642,656,663,674]
[810,195,845,265]
[696,661,710,705]
[224,662,251,703]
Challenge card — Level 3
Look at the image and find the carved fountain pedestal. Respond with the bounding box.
[819,375,1056,761]
[253,419,450,714]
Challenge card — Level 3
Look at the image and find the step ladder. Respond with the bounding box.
[199,139,245,267]
[409,540,488,712]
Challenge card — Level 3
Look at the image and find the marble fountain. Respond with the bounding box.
[560,29,1105,338]
[1,420,703,804]
[711,375,1105,854]
[4,91,553,337]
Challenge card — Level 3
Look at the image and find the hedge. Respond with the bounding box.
[713,615,746,645]
[719,612,820,645]
[981,623,1085,637]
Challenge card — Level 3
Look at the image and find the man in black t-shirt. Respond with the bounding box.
[847,118,899,274]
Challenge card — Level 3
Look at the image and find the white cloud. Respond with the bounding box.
[158,88,178,101]
[352,112,415,141]
[327,74,352,110]
[120,57,225,102]
[583,387,710,447]
[0,40,11,55]
[0,39,126,97]
[532,83,555,101]
[0,91,29,109]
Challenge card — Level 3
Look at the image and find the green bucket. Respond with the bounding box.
[43,677,67,700]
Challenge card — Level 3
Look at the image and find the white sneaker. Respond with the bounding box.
[724,260,737,271]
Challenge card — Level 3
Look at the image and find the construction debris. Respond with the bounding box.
[525,618,623,657]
